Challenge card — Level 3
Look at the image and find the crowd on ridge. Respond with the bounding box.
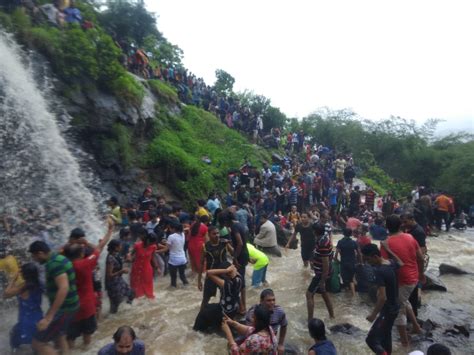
[1,137,468,355]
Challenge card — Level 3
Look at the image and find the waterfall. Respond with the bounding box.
[0,31,104,247]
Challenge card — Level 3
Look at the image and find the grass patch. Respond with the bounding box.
[148,80,178,104]
[146,106,271,205]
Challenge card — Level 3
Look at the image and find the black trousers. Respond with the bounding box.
[169,263,187,287]
[366,309,398,354]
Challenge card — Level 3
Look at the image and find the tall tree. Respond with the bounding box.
[213,69,235,96]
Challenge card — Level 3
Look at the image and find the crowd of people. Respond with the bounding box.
[0,139,465,355]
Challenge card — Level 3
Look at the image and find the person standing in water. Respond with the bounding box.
[362,244,400,355]
[286,212,315,268]
[381,214,424,347]
[28,240,79,355]
[3,262,43,352]
[306,223,334,321]
[130,227,158,299]
[198,226,232,309]
[63,217,114,349]
[105,239,134,314]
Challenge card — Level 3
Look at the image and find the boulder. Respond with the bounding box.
[329,323,363,335]
[439,263,469,275]
[423,270,447,292]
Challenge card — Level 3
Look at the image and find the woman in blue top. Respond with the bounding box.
[3,262,43,351]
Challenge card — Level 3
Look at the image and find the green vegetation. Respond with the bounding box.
[100,123,134,168]
[148,80,178,104]
[146,106,271,205]
[1,7,144,106]
[289,109,473,208]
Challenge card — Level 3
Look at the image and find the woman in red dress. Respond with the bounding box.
[130,228,157,299]
[187,215,209,273]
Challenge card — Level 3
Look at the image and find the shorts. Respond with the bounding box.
[307,274,328,294]
[301,244,314,262]
[340,263,356,285]
[395,284,417,326]
[66,315,97,340]
[203,277,218,300]
[34,311,76,342]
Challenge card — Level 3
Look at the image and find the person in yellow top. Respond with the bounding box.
[0,248,24,286]
[107,197,122,225]
[196,199,211,220]
[247,243,269,287]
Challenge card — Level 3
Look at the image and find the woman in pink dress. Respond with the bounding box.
[187,215,209,273]
[130,228,157,299]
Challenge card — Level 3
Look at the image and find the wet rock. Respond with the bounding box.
[419,319,439,332]
[329,323,363,335]
[439,263,470,275]
[423,270,447,291]
[453,324,470,338]
[443,324,470,338]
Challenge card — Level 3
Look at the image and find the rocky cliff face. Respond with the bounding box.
[57,74,180,203]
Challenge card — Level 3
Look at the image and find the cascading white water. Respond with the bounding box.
[0,31,104,245]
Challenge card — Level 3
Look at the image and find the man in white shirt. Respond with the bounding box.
[254,215,282,257]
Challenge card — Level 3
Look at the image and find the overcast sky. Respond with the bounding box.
[146,0,473,134]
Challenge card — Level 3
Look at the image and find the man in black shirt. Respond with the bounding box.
[336,228,360,296]
[285,212,314,268]
[401,212,427,317]
[222,210,249,313]
[198,226,232,309]
[362,244,400,355]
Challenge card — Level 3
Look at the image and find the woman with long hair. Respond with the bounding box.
[161,220,188,287]
[130,227,158,299]
[188,215,209,273]
[3,262,43,351]
[105,239,134,314]
[222,304,277,354]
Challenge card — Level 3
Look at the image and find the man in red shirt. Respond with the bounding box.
[63,218,114,349]
[381,214,424,347]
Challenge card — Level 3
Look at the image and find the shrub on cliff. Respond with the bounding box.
[1,8,144,106]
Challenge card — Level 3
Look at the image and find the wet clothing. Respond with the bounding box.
[193,274,242,331]
[98,340,145,355]
[366,262,399,354]
[311,234,333,275]
[45,253,79,314]
[10,288,43,349]
[337,236,358,285]
[230,222,249,266]
[105,253,133,313]
[131,242,157,299]
[66,314,97,340]
[309,340,337,355]
[246,305,288,336]
[71,250,99,321]
[221,274,243,315]
[188,223,207,272]
[381,233,420,286]
[203,240,228,269]
[295,223,315,262]
[231,326,278,355]
[34,311,75,342]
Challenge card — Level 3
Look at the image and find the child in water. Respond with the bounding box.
[246,243,269,287]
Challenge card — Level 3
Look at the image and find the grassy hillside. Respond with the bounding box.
[146,105,271,204]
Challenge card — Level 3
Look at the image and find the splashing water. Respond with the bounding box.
[0,31,103,244]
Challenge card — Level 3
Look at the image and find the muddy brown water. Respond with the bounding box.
[1,229,473,355]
